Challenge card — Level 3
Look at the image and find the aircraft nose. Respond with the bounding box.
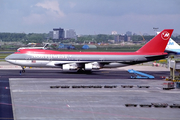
[5,54,16,64]
[5,54,15,62]
[5,55,10,62]
[5,54,17,65]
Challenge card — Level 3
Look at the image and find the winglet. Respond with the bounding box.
[136,29,174,53]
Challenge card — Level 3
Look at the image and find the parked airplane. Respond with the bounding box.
[157,32,180,55]
[5,29,173,72]
[17,43,49,51]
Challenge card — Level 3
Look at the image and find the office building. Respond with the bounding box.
[53,28,65,40]
[66,29,77,40]
[126,31,132,36]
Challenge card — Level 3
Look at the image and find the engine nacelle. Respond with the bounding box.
[85,62,101,70]
[62,64,78,70]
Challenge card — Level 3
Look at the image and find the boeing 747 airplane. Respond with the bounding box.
[5,29,173,72]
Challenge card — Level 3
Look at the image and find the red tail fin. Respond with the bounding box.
[136,29,173,53]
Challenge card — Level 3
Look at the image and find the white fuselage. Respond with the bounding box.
[5,51,167,71]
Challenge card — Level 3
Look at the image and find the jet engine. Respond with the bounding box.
[62,63,78,70]
[85,62,101,70]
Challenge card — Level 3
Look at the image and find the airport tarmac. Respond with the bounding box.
[0,62,180,120]
[0,62,170,79]
[9,78,180,120]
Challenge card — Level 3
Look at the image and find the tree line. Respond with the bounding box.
[68,34,180,43]
[0,32,180,44]
[0,33,47,44]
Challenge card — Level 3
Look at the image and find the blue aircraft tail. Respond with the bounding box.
[157,32,180,54]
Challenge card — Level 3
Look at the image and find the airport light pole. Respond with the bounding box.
[153,27,159,35]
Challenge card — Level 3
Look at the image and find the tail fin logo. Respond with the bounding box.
[161,31,170,40]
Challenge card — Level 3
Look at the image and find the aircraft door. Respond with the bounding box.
[25,55,31,62]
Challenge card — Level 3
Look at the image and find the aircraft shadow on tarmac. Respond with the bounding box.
[0,69,170,80]
[61,70,100,74]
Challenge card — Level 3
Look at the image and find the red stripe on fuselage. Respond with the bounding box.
[15,49,167,55]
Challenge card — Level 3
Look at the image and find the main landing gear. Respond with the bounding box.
[21,67,26,73]
[77,68,92,74]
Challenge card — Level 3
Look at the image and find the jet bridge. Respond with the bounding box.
[128,69,155,79]
[168,60,180,88]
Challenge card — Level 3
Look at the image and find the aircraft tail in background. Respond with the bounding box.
[157,32,180,55]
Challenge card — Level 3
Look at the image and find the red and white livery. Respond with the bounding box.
[5,29,173,72]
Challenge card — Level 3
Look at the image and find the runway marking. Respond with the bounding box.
[156,87,161,89]
[11,89,151,93]
[160,91,180,93]
[125,90,149,93]
[0,118,13,119]
[108,74,123,75]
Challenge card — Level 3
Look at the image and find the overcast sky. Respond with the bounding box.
[0,0,180,35]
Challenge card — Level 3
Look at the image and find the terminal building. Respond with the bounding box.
[114,34,131,43]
